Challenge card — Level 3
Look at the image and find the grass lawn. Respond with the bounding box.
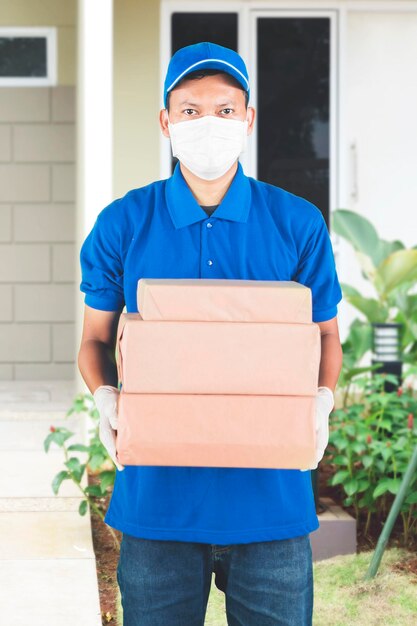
[116,547,417,625]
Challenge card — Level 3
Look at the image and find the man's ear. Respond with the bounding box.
[247,106,256,136]
[159,109,170,138]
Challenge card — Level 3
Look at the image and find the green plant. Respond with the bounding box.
[43,392,120,550]
[333,209,417,364]
[338,318,381,404]
[325,371,417,543]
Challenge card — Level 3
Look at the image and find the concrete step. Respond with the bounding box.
[0,510,96,559]
[0,450,89,499]
[0,416,85,450]
[0,559,102,626]
[311,497,357,561]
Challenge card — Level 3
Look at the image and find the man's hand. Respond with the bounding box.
[94,385,125,471]
[300,386,334,472]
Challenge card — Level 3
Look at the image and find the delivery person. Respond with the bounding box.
[78,42,343,626]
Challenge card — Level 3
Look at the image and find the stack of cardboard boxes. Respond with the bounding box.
[115,278,320,469]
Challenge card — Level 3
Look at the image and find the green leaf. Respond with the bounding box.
[342,424,355,438]
[380,446,393,462]
[388,478,402,495]
[67,443,90,453]
[331,438,349,452]
[405,491,417,504]
[51,470,70,495]
[341,320,373,366]
[362,455,374,470]
[339,283,362,299]
[99,471,115,492]
[374,239,405,266]
[345,478,359,496]
[373,481,391,498]
[357,479,370,492]
[71,395,88,413]
[64,457,85,483]
[332,209,380,265]
[378,420,393,432]
[375,249,417,295]
[79,500,88,516]
[330,470,351,486]
[332,455,349,466]
[84,484,103,497]
[89,453,106,470]
[43,428,74,452]
[375,459,386,473]
[352,442,367,455]
[350,296,387,323]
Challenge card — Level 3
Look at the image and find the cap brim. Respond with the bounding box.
[166,58,250,96]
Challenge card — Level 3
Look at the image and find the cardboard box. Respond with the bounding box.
[117,313,321,396]
[116,392,316,469]
[137,278,312,323]
[115,278,320,469]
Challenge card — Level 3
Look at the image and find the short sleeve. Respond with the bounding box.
[79,205,125,312]
[293,212,343,322]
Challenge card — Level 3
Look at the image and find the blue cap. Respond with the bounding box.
[163,42,250,107]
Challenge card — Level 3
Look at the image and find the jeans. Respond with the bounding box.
[117,532,314,625]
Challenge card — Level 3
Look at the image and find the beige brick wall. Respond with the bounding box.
[0,86,76,380]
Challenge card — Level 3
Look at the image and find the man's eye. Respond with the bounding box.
[220,108,233,115]
[184,109,197,115]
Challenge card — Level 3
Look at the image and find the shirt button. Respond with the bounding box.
[207,259,213,266]
[206,222,212,228]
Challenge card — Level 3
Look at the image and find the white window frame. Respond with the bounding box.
[0,27,57,87]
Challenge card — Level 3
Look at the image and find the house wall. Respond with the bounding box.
[340,9,417,303]
[0,1,76,380]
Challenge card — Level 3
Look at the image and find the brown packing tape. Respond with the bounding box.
[116,313,145,386]
[116,313,127,386]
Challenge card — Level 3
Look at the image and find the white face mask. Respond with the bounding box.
[167,114,249,180]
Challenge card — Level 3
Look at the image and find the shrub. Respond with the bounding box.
[325,372,417,543]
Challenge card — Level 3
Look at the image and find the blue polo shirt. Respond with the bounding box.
[79,161,342,545]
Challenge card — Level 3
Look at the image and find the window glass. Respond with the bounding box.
[0,37,47,77]
[171,13,238,53]
[257,17,330,223]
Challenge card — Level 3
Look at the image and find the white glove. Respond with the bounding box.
[93,385,125,471]
[300,386,334,472]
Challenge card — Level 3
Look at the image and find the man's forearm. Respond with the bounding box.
[318,332,343,395]
[78,340,119,394]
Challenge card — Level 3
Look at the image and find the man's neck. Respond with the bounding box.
[179,161,238,206]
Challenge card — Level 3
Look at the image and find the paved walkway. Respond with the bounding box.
[0,380,102,626]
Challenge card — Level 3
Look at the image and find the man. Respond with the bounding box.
[78,42,343,626]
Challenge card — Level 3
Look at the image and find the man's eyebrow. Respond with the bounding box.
[178,101,200,107]
[177,100,236,107]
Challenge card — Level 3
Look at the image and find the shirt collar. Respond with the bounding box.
[165,161,252,229]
